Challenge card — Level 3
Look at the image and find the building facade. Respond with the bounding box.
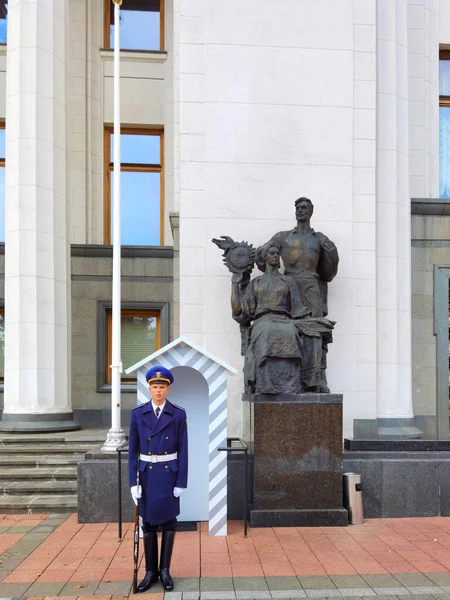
[0,0,449,440]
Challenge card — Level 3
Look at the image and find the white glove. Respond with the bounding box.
[173,487,186,498]
[130,485,142,505]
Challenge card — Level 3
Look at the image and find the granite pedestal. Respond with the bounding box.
[248,393,347,527]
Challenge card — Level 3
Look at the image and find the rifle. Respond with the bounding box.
[132,504,140,594]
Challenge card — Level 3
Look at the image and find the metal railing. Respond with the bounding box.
[117,440,129,540]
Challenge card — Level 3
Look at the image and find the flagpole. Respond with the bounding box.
[102,0,126,451]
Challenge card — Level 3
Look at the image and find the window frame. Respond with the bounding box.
[103,127,164,246]
[0,304,4,384]
[96,300,169,392]
[106,308,161,384]
[440,50,450,107]
[103,0,165,52]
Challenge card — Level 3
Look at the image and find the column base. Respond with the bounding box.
[353,417,422,439]
[377,418,422,439]
[0,412,81,432]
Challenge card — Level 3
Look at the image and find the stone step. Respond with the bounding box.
[0,494,77,514]
[0,444,96,454]
[0,466,77,480]
[0,454,85,466]
[1,480,77,494]
[0,429,108,445]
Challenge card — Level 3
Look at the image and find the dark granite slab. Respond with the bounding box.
[345,439,450,451]
[250,396,344,526]
[250,508,348,527]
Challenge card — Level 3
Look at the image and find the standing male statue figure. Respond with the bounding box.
[269,197,339,392]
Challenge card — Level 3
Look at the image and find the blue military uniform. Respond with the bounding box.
[128,366,188,593]
[128,397,188,524]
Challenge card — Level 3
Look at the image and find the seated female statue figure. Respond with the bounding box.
[231,241,310,394]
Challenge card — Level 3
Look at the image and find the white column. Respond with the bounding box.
[0,0,77,431]
[376,0,420,437]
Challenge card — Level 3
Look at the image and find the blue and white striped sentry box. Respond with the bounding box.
[125,337,237,537]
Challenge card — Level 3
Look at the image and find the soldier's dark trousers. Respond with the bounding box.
[138,519,176,593]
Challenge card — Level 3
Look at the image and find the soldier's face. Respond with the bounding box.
[149,383,170,404]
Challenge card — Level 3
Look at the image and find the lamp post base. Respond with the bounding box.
[101,427,126,451]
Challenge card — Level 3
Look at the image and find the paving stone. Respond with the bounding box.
[332,578,370,589]
[305,590,342,597]
[234,578,269,592]
[438,590,450,595]
[270,591,306,598]
[235,593,271,600]
[183,592,200,600]
[406,589,443,595]
[165,593,182,600]
[19,581,64,597]
[0,571,9,583]
[373,590,410,596]
[363,578,404,589]
[0,527,11,533]
[299,578,337,590]
[29,526,55,533]
[59,581,99,596]
[95,580,132,595]
[21,533,48,542]
[3,527,33,534]
[201,593,236,600]
[433,595,450,600]
[394,577,434,588]
[427,576,450,587]
[0,582,31,596]
[266,578,302,591]
[175,579,200,592]
[338,590,376,597]
[201,579,234,592]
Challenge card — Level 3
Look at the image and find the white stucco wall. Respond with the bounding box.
[178,0,379,438]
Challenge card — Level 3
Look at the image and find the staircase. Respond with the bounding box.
[0,429,107,514]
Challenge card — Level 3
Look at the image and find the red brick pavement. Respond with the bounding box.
[4,515,450,599]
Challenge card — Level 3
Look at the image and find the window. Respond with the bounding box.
[440,52,450,197]
[0,307,4,382]
[104,128,164,245]
[106,309,161,383]
[0,2,7,44]
[0,123,5,242]
[104,0,163,52]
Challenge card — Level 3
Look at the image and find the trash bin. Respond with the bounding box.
[343,472,364,525]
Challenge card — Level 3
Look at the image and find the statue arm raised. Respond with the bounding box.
[231,273,244,319]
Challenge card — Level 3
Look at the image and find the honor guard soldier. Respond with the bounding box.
[128,366,188,593]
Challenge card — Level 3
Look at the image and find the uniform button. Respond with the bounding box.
[148,452,152,455]
[165,436,169,440]
[148,437,151,441]
[150,466,152,470]
[164,451,168,455]
[165,465,168,469]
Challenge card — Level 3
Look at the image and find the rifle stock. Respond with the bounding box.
[132,504,140,594]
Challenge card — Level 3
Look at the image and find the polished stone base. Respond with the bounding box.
[343,449,450,517]
[0,412,80,432]
[250,508,348,527]
[249,394,344,527]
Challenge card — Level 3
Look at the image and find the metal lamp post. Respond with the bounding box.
[102,0,126,451]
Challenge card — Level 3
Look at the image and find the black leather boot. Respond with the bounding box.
[159,529,176,591]
[137,531,159,593]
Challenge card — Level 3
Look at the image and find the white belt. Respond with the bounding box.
[139,452,177,463]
